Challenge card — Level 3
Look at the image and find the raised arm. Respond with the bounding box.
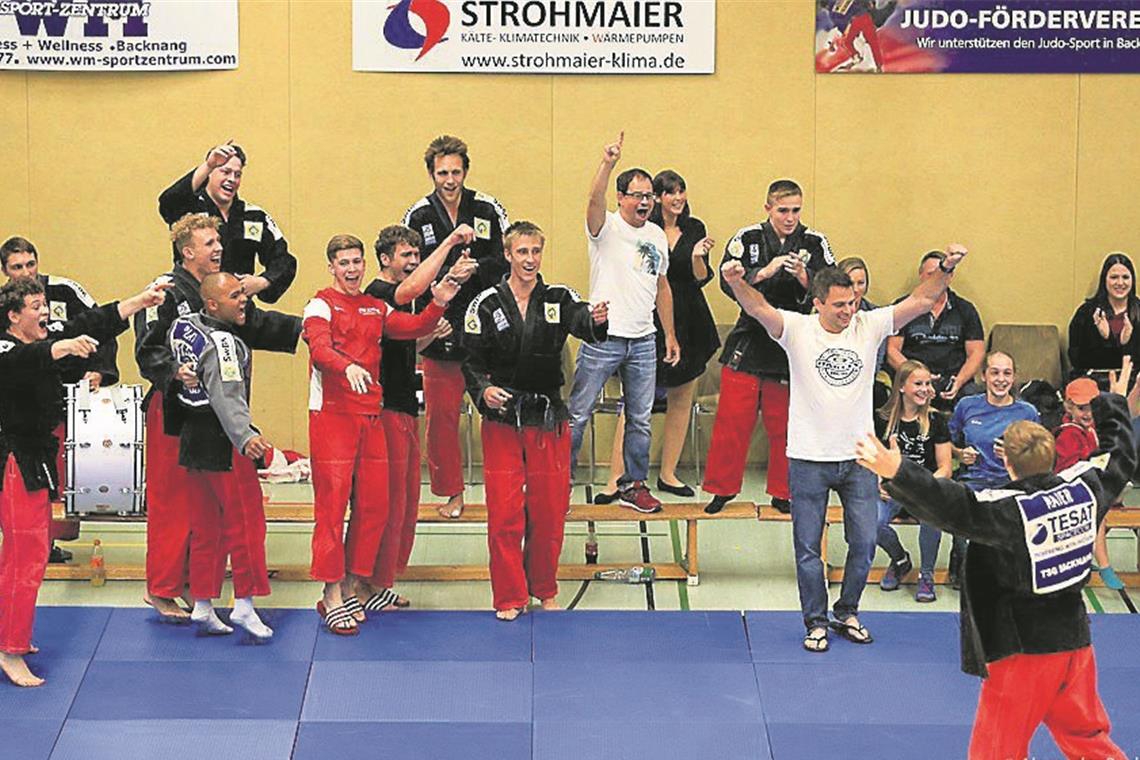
[587,132,622,237]
[721,260,784,340]
[892,244,968,331]
[393,224,477,306]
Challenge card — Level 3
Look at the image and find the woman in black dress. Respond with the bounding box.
[1068,252,1140,379]
[597,170,719,500]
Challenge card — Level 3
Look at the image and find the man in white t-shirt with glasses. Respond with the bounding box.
[722,244,967,652]
[567,133,680,514]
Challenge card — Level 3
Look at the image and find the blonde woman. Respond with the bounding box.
[872,360,952,602]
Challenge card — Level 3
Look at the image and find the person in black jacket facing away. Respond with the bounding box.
[855,378,1135,760]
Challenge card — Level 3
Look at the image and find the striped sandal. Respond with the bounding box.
[343,595,366,623]
[362,589,399,612]
[316,601,358,636]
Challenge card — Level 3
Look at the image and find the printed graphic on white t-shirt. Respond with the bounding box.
[815,348,863,387]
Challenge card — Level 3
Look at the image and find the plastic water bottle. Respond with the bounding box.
[627,565,656,584]
[90,539,106,587]
[585,524,599,565]
[593,565,656,584]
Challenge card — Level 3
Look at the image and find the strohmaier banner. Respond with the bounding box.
[816,0,1140,74]
[0,0,238,72]
[353,0,715,74]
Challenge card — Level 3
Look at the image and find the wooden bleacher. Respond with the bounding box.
[42,501,1140,588]
[44,499,759,586]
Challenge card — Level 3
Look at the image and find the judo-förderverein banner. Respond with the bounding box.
[816,0,1140,74]
[353,0,716,74]
[0,1,238,72]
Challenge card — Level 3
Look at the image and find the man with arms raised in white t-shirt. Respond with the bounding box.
[566,133,680,513]
[722,244,968,652]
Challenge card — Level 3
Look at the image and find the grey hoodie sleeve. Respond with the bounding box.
[198,331,258,454]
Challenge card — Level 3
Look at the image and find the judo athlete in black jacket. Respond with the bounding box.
[855,390,1135,760]
[0,276,169,687]
[462,222,608,620]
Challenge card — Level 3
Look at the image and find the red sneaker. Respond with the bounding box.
[619,482,662,514]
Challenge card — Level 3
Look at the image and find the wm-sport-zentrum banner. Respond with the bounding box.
[816,0,1140,74]
[0,0,238,71]
[353,0,716,74]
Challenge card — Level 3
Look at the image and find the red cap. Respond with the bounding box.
[1064,377,1098,405]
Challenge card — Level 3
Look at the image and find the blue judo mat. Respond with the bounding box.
[4,607,1140,760]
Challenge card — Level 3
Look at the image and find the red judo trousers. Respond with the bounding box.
[702,366,789,500]
[371,409,420,588]
[143,394,194,599]
[184,450,270,600]
[0,454,51,654]
[422,357,466,498]
[968,647,1125,760]
[309,411,389,582]
[482,420,570,611]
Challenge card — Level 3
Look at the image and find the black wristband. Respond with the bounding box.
[938,259,955,273]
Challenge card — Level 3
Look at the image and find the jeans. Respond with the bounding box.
[568,336,657,484]
[788,458,879,630]
[873,498,942,576]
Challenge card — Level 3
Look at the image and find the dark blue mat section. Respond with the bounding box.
[302,661,531,722]
[294,721,531,760]
[314,610,531,662]
[755,662,977,725]
[766,722,973,760]
[745,611,960,664]
[533,662,761,722]
[94,608,318,662]
[29,606,111,660]
[50,719,299,760]
[533,610,750,662]
[534,720,772,760]
[0,719,63,760]
[68,660,310,720]
[0,658,90,720]
[1090,616,1140,668]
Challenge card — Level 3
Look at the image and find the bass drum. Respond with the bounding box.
[64,383,145,517]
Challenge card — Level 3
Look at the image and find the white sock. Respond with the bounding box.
[230,597,273,639]
[190,600,232,635]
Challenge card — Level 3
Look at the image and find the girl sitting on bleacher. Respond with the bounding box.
[871,360,952,602]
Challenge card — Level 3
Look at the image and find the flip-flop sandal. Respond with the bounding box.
[495,607,526,622]
[803,627,829,653]
[316,601,358,636]
[362,589,398,612]
[829,618,874,644]
[389,590,411,608]
[343,595,367,623]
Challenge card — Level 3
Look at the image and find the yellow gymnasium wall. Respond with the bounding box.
[0,0,1136,456]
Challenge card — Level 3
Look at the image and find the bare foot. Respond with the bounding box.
[0,652,45,687]
[495,607,524,621]
[438,493,464,519]
[540,598,561,611]
[144,594,190,621]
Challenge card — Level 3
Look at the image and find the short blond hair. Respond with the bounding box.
[170,213,221,254]
[503,220,545,252]
[1002,420,1055,478]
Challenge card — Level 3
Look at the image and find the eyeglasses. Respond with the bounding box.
[621,191,655,201]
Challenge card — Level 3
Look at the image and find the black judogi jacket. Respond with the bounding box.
[462,276,606,428]
[403,187,509,362]
[884,393,1135,677]
[159,170,297,303]
[39,272,119,385]
[718,221,834,379]
[133,264,301,435]
[0,303,127,496]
